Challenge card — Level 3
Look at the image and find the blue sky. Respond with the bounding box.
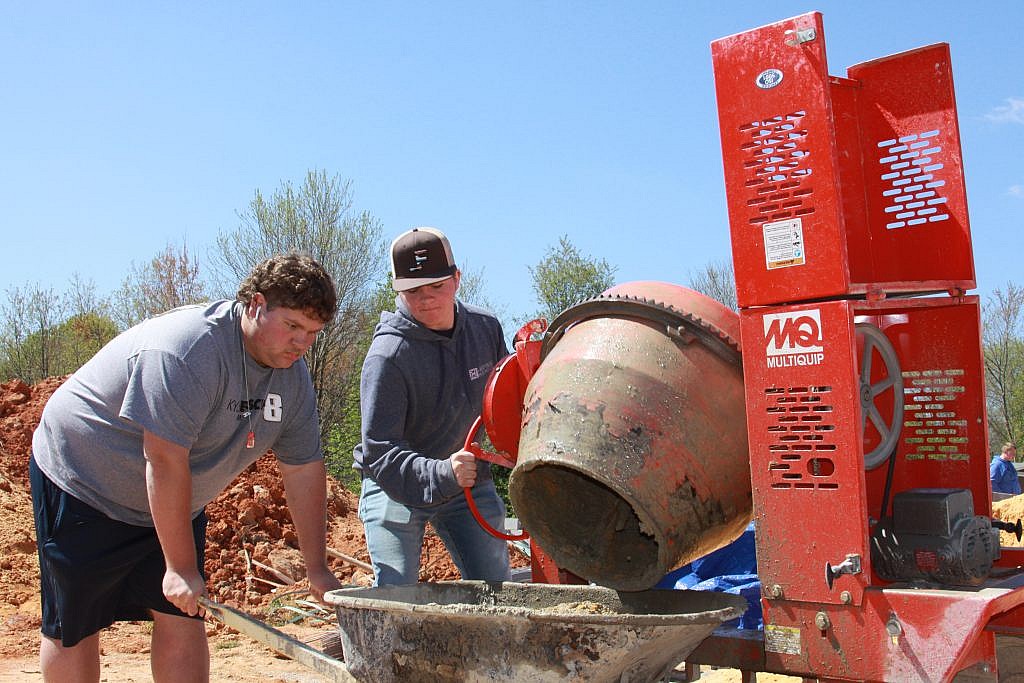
[3,2,1023,321]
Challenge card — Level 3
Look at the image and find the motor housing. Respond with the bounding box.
[870,488,1000,586]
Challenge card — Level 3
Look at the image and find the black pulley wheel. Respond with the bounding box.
[856,322,904,470]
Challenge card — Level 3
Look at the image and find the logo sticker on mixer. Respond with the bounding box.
[756,68,784,89]
[763,309,825,368]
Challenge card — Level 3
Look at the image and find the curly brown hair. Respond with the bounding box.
[237,252,337,323]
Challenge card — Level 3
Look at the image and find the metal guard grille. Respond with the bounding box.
[764,385,837,488]
[739,111,814,226]
[877,130,951,230]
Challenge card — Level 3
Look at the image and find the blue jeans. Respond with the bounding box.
[358,477,511,586]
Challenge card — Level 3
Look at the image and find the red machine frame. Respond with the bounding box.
[701,11,1024,682]
[724,295,1024,681]
[712,12,975,309]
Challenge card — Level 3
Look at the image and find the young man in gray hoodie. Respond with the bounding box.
[354,227,512,586]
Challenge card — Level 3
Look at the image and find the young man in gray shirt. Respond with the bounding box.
[30,252,342,682]
[354,227,511,586]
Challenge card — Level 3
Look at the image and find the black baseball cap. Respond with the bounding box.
[390,227,458,292]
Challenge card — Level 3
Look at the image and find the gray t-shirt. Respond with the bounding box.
[32,300,322,526]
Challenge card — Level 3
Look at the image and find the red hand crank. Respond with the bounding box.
[462,415,529,541]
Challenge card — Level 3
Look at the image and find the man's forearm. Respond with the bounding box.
[279,459,330,568]
[144,431,199,573]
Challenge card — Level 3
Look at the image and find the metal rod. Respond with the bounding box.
[199,597,354,682]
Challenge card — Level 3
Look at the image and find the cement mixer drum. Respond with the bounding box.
[509,281,751,591]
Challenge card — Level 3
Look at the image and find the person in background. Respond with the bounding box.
[354,227,512,586]
[30,252,342,683]
[991,442,1021,495]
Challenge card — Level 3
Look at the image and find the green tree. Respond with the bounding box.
[0,283,64,383]
[527,235,617,323]
[111,240,207,330]
[208,169,386,456]
[62,275,117,369]
[984,283,1024,454]
[326,280,394,490]
[53,313,119,373]
[457,260,507,319]
[0,278,118,383]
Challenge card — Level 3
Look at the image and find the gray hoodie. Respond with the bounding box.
[354,297,508,507]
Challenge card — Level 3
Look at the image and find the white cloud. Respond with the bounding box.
[1010,185,1024,198]
[986,97,1024,124]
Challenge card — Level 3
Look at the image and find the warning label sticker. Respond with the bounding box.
[764,218,805,270]
[765,624,802,655]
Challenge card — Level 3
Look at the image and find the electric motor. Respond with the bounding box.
[870,488,1000,586]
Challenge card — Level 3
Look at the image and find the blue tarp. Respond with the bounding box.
[656,522,762,630]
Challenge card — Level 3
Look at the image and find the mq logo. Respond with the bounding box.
[763,309,825,368]
[755,68,784,90]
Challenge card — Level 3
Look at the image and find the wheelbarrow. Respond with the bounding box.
[324,580,746,682]
[201,581,744,682]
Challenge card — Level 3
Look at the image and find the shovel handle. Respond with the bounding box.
[198,597,353,681]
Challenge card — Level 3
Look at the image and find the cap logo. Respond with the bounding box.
[411,250,429,270]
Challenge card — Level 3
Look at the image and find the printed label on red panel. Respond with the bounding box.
[765,624,801,655]
[763,309,825,368]
[764,218,805,270]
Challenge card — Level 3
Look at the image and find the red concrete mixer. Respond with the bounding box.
[464,11,1024,682]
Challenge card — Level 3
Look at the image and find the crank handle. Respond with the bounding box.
[463,415,517,469]
[461,414,529,541]
[992,518,1023,542]
[465,440,517,470]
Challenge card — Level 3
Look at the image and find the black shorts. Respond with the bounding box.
[30,455,207,647]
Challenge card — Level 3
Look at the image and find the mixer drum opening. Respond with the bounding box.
[511,463,662,589]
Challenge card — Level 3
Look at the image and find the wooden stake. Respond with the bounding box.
[252,559,296,585]
[326,547,373,572]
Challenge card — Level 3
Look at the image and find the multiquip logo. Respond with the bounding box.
[763,309,825,368]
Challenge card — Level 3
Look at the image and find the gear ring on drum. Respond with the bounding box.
[856,322,904,470]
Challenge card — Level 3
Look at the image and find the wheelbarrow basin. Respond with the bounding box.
[325,580,745,682]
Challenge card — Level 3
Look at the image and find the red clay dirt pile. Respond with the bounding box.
[0,376,526,660]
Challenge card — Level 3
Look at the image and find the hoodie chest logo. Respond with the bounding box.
[468,362,493,381]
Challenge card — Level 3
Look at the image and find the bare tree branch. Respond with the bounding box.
[207,169,386,453]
